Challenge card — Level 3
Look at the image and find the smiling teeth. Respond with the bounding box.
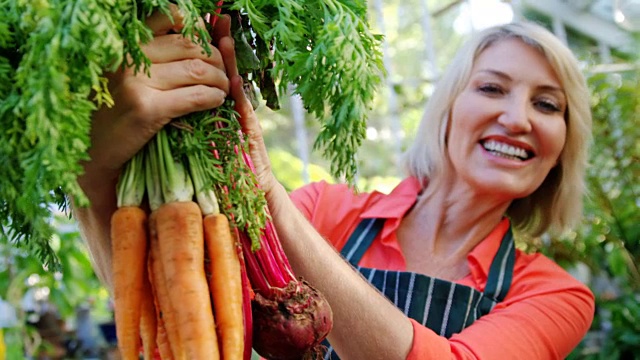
[483,140,529,160]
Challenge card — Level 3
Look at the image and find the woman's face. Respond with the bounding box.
[447,38,566,200]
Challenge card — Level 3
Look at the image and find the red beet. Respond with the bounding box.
[216,121,334,359]
[252,280,333,360]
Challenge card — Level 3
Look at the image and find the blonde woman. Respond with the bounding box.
[77,15,594,360]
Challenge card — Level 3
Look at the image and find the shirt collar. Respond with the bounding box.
[467,217,511,281]
[359,177,421,242]
[359,177,422,220]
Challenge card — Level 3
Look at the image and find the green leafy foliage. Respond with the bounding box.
[0,0,384,269]
[0,0,124,271]
[169,104,268,247]
[232,0,385,183]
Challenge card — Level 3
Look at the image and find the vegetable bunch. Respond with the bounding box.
[110,118,250,360]
[0,0,383,269]
[1,0,384,358]
[111,103,333,359]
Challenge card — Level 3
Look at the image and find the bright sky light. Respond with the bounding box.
[454,0,514,34]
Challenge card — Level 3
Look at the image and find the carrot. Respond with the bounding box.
[140,259,158,360]
[148,212,182,360]
[154,316,173,360]
[204,213,244,360]
[155,200,220,360]
[110,206,148,360]
[186,133,247,360]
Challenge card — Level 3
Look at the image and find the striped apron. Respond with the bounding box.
[322,218,516,359]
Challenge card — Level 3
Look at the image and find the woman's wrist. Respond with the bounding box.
[76,156,120,205]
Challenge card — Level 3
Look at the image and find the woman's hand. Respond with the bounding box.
[76,6,232,288]
[216,35,283,203]
[81,4,229,191]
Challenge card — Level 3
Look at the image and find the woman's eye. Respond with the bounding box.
[477,84,504,95]
[535,99,562,113]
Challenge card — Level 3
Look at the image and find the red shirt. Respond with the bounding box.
[290,178,595,359]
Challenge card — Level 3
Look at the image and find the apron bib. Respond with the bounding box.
[322,218,516,359]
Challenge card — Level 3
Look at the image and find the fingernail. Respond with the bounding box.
[216,89,227,106]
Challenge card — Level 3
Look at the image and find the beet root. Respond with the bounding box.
[252,279,333,360]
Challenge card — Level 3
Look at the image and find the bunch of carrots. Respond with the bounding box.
[107,3,333,358]
[110,122,249,360]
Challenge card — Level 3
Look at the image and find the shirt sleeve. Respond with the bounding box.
[406,258,595,359]
[289,181,327,220]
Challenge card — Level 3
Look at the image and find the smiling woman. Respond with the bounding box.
[447,38,568,204]
[404,22,592,238]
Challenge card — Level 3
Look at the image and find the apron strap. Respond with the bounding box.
[340,218,386,266]
[483,226,516,302]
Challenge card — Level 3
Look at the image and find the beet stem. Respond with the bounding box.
[254,233,288,288]
[240,232,272,296]
[265,221,296,282]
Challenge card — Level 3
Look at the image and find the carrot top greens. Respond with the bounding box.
[0,0,384,269]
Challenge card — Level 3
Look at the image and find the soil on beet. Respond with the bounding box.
[252,280,333,360]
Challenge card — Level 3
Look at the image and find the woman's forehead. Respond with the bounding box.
[471,38,562,87]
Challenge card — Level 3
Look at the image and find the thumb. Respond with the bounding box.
[230,75,277,191]
[230,75,260,135]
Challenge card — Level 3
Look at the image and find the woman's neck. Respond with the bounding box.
[396,176,511,280]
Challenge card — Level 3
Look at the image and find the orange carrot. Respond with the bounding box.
[149,212,182,360]
[140,259,158,360]
[155,201,220,360]
[204,213,244,360]
[110,206,148,360]
[154,316,173,360]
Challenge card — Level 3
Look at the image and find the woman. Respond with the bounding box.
[76,9,594,359]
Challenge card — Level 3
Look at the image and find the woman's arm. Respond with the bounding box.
[221,44,415,358]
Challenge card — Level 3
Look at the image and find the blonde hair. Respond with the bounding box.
[402,22,592,237]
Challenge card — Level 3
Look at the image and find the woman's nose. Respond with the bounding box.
[497,96,532,134]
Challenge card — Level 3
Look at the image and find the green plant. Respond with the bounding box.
[0,212,108,359]
[0,0,384,270]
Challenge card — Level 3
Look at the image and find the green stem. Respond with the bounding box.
[116,150,145,208]
[145,136,163,211]
[188,149,221,216]
[156,127,193,203]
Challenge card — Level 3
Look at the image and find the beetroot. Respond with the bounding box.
[225,135,334,359]
[252,280,333,360]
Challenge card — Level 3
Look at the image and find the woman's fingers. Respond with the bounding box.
[153,85,227,119]
[141,34,224,69]
[218,36,238,79]
[136,58,229,93]
[146,4,185,35]
[117,78,227,128]
[143,4,223,69]
[220,35,274,190]
[210,14,231,45]
[229,75,277,193]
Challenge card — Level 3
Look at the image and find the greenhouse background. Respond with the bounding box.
[1,0,639,359]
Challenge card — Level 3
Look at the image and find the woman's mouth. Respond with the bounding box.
[481,139,533,161]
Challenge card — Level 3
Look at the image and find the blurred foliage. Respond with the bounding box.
[0,212,110,359]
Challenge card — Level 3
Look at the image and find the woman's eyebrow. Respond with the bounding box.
[476,69,512,81]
